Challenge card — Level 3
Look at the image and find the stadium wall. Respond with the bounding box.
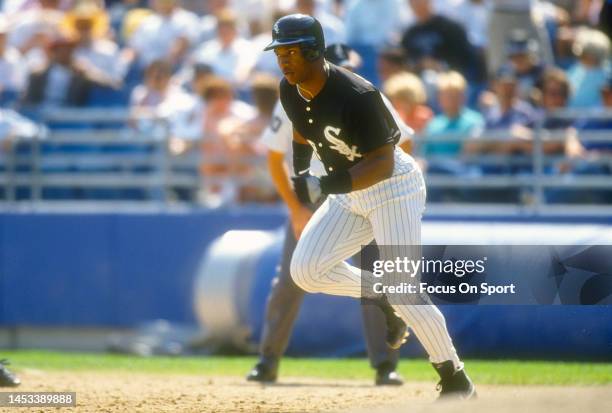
[0,209,611,360]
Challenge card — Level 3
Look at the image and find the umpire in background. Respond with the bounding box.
[246,43,412,386]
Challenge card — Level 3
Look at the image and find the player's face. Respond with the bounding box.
[274,45,308,85]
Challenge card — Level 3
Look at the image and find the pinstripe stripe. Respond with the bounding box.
[290,148,462,369]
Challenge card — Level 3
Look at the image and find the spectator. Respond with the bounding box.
[7,0,64,71]
[487,0,555,74]
[500,29,547,102]
[0,15,27,105]
[22,34,115,108]
[113,1,153,47]
[376,47,407,84]
[572,72,612,162]
[189,9,256,87]
[167,63,216,148]
[538,66,574,129]
[599,0,611,39]
[554,25,577,69]
[467,67,535,172]
[198,75,256,203]
[345,0,412,47]
[575,72,612,132]
[129,59,193,133]
[383,71,433,134]
[250,9,286,78]
[63,1,126,87]
[197,0,230,43]
[295,0,346,45]
[421,71,484,158]
[443,0,491,53]
[200,76,255,151]
[401,0,483,80]
[535,68,576,168]
[108,0,148,46]
[544,68,612,203]
[229,73,278,142]
[483,68,537,130]
[567,27,610,108]
[225,73,279,202]
[127,0,199,69]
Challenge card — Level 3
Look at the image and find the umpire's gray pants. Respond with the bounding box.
[259,222,400,370]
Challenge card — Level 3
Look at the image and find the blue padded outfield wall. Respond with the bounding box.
[1,209,611,360]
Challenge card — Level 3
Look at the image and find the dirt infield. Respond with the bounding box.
[13,370,612,413]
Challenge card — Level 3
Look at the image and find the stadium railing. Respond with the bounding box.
[0,108,198,205]
[0,107,610,216]
[413,108,612,216]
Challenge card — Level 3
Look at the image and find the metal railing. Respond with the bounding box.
[0,107,610,216]
[412,108,612,215]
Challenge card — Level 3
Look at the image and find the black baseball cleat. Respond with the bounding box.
[375,362,404,386]
[370,295,408,349]
[433,361,476,400]
[0,359,21,387]
[246,360,278,383]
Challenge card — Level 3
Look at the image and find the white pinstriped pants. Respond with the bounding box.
[290,149,462,368]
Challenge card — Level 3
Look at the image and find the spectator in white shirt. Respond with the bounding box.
[7,0,64,71]
[345,0,412,47]
[198,0,230,43]
[128,0,199,69]
[63,2,126,88]
[295,0,346,45]
[189,9,256,87]
[129,59,194,134]
[0,15,26,103]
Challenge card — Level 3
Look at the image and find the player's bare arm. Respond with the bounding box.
[347,143,395,191]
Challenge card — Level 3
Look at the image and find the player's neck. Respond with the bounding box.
[297,61,329,101]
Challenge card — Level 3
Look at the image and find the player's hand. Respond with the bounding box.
[289,204,313,239]
[291,174,322,205]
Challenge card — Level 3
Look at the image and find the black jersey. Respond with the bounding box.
[280,63,400,174]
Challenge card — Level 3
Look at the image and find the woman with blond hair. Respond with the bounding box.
[383,71,433,135]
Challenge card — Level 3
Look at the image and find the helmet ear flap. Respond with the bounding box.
[301,41,323,61]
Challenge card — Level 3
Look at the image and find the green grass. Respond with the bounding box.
[2,350,611,386]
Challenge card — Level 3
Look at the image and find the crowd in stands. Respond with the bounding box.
[0,0,610,204]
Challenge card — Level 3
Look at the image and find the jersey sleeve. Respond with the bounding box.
[260,100,292,153]
[345,91,400,153]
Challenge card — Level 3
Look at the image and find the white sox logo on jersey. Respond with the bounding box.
[324,126,362,161]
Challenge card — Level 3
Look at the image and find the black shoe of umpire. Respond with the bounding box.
[369,295,408,349]
[375,362,404,386]
[246,359,278,383]
[0,359,21,387]
[433,361,476,400]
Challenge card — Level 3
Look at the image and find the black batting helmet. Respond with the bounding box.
[264,14,325,61]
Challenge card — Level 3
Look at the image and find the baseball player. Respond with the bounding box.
[0,359,20,387]
[247,44,412,386]
[264,14,476,399]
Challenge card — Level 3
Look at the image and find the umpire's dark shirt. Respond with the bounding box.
[280,63,399,174]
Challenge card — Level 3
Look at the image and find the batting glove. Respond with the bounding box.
[291,174,322,204]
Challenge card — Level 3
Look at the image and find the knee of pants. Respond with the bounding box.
[392,302,446,330]
[289,249,323,294]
